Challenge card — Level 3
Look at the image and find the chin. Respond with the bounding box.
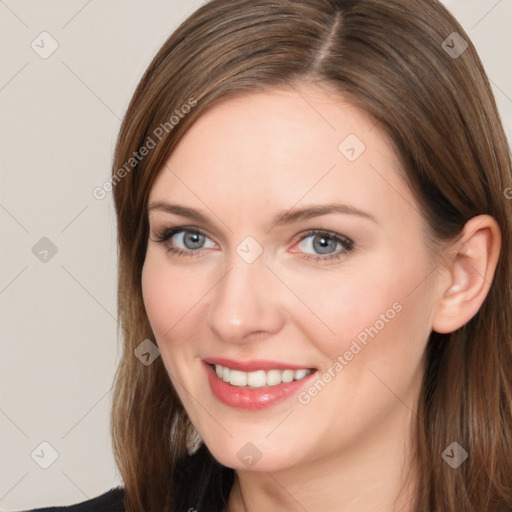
[203,435,303,473]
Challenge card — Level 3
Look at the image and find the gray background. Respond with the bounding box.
[1,1,511,510]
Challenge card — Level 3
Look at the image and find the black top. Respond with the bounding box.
[14,487,125,512]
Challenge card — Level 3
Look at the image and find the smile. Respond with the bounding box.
[203,360,318,410]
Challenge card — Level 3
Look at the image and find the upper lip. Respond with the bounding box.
[203,357,316,372]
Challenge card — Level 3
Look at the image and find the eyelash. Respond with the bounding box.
[151,226,354,263]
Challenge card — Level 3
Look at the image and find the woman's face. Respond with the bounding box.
[142,84,444,472]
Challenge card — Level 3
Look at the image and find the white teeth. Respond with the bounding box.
[294,369,310,380]
[266,369,283,386]
[212,364,313,388]
[247,370,267,388]
[229,369,247,387]
[282,369,295,383]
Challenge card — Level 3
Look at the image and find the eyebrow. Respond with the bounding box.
[147,201,378,228]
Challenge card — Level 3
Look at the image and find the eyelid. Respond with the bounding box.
[290,228,353,249]
[151,225,218,247]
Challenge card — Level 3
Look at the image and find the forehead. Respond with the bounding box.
[148,84,416,230]
[161,84,387,172]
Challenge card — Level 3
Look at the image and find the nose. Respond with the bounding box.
[206,251,286,344]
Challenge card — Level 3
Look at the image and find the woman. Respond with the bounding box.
[24,0,512,510]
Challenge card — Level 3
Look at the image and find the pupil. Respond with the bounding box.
[184,232,204,249]
[313,235,335,254]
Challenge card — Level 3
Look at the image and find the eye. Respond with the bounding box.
[292,230,354,262]
[151,227,216,257]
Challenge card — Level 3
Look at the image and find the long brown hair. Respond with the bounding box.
[109,0,512,510]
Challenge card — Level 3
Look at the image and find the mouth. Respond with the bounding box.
[202,359,318,410]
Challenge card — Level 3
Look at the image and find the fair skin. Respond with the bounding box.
[141,83,500,511]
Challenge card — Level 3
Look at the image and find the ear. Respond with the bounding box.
[432,215,501,334]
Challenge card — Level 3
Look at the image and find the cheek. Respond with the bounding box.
[141,256,205,349]
[290,245,435,370]
[286,252,435,444]
[141,258,169,337]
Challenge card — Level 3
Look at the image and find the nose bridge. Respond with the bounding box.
[206,245,284,342]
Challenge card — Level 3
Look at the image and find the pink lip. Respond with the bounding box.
[203,357,315,372]
[202,360,318,410]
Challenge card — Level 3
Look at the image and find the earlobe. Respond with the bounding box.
[432,215,501,334]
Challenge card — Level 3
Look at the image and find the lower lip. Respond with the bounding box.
[203,361,317,410]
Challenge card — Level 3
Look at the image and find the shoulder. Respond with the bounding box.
[15,487,125,512]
